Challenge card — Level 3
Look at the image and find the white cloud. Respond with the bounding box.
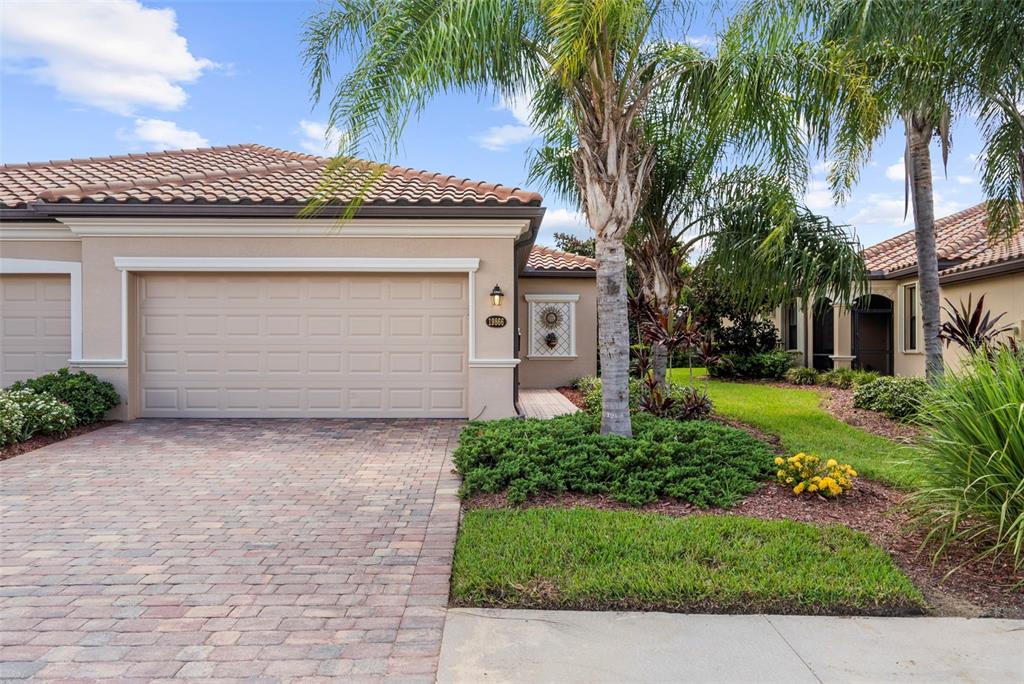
[848,191,964,228]
[297,120,348,156]
[120,118,208,150]
[885,158,905,181]
[475,92,536,151]
[685,34,714,48]
[803,178,835,212]
[1,0,213,115]
[955,175,975,185]
[537,207,589,245]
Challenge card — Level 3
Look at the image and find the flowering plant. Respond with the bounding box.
[775,452,856,498]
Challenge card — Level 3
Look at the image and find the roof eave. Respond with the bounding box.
[520,268,596,278]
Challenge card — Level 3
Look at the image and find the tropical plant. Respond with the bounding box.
[909,348,1024,571]
[737,0,1024,379]
[819,368,879,389]
[939,294,1015,353]
[708,350,792,380]
[2,388,76,441]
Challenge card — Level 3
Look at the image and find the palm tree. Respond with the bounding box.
[301,1,819,436]
[532,107,868,387]
[738,0,1024,379]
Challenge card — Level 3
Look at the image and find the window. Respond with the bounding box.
[783,301,800,351]
[903,284,918,351]
[525,294,578,358]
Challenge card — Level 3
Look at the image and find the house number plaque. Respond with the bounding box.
[486,315,507,328]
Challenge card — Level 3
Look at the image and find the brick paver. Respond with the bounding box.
[0,419,462,683]
[519,389,580,419]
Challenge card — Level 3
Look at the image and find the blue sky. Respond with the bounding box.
[1,0,987,248]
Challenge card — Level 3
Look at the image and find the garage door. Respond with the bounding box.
[1,274,71,387]
[138,272,468,417]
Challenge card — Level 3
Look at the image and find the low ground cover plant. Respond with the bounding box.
[785,367,819,385]
[775,452,857,497]
[853,376,929,420]
[453,411,773,507]
[819,368,879,389]
[451,507,924,615]
[11,368,119,425]
[910,349,1024,570]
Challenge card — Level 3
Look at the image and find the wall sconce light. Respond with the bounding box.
[490,284,505,307]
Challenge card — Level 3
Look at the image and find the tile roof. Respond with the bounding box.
[0,144,542,211]
[862,202,1023,278]
[525,245,597,272]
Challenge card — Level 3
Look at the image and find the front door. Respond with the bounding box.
[811,303,834,371]
[852,295,893,375]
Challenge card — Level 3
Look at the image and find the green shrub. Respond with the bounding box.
[819,368,880,389]
[3,388,76,440]
[853,376,929,420]
[708,350,792,380]
[785,367,820,385]
[453,411,773,507]
[580,376,643,415]
[12,368,119,425]
[0,392,25,446]
[909,349,1024,570]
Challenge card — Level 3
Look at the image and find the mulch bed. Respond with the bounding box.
[557,386,587,410]
[816,385,921,441]
[0,421,118,461]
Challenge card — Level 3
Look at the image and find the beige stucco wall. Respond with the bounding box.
[789,268,1024,376]
[517,275,598,389]
[0,239,82,261]
[2,228,523,420]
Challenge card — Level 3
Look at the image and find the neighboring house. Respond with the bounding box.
[776,202,1023,376]
[0,144,596,420]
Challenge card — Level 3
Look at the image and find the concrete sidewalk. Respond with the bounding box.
[438,609,1024,683]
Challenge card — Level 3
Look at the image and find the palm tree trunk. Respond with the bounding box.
[651,342,668,387]
[595,236,633,437]
[906,113,944,380]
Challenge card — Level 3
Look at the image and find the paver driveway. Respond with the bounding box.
[0,419,463,682]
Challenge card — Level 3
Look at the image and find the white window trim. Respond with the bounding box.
[0,258,82,362]
[899,281,922,354]
[525,293,578,359]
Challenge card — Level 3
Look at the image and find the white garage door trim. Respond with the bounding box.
[0,258,82,360]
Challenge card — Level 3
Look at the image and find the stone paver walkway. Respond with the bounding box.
[519,389,579,419]
[0,419,462,683]
[440,609,1024,683]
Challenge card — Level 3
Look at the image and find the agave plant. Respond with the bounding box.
[939,294,1015,353]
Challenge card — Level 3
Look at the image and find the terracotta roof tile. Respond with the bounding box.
[526,245,597,272]
[862,202,1023,278]
[0,144,542,210]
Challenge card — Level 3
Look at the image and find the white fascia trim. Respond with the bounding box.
[113,256,481,273]
[0,222,78,241]
[469,358,521,368]
[524,293,580,302]
[0,258,82,360]
[68,359,128,368]
[63,217,531,239]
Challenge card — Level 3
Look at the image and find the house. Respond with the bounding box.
[0,144,596,420]
[777,202,1023,375]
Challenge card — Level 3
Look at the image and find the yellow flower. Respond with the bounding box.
[774,457,784,465]
[807,484,818,492]
[826,458,838,468]
[793,482,806,494]
[786,477,794,484]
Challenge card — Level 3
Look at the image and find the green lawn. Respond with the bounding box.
[452,507,924,615]
[669,370,920,487]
